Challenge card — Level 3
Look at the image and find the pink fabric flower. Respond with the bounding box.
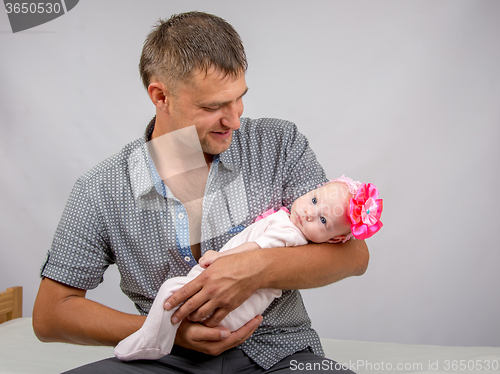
[349,183,383,240]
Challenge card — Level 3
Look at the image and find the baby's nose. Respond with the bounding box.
[306,207,318,219]
[305,210,315,222]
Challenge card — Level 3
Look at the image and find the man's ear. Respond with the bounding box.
[148,82,171,113]
[327,235,346,244]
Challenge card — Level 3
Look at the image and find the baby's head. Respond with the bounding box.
[290,176,383,243]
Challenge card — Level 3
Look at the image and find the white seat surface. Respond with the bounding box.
[1,318,499,374]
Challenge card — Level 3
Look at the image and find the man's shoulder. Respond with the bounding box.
[77,137,144,186]
[238,117,299,134]
[235,117,304,146]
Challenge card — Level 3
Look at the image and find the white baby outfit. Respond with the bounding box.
[114,210,307,361]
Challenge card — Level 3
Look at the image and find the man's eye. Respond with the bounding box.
[312,197,317,204]
[320,217,326,225]
[204,107,219,112]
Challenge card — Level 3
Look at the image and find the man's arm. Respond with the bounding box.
[33,277,261,354]
[166,239,369,327]
[33,277,146,346]
[263,239,369,289]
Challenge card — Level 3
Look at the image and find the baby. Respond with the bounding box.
[114,175,383,361]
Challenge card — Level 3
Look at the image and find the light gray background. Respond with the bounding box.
[1,0,499,347]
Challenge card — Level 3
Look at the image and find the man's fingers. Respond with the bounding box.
[199,315,262,356]
[174,316,263,356]
[171,293,213,324]
[185,297,226,324]
[165,279,203,311]
[187,322,231,342]
[202,307,230,328]
[224,315,263,346]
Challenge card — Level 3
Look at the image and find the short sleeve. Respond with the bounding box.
[40,177,114,290]
[281,123,328,208]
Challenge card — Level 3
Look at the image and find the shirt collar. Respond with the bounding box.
[125,117,156,202]
[131,116,238,200]
[127,142,155,202]
[218,151,236,171]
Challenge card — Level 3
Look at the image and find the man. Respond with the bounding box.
[33,11,368,373]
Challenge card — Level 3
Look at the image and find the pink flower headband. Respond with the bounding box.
[327,175,384,242]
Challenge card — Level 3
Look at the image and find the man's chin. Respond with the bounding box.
[201,135,233,155]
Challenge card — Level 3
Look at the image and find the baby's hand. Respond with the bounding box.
[198,250,221,269]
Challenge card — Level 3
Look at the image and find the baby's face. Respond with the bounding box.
[290,183,352,243]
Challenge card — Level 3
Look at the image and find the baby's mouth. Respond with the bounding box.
[296,213,303,226]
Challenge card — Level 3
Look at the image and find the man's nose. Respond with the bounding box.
[220,100,243,130]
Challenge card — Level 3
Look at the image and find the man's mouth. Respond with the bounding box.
[210,130,231,139]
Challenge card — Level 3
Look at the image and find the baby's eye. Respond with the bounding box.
[312,197,317,204]
[320,217,327,225]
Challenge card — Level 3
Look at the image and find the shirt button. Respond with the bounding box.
[184,256,191,262]
[178,213,185,219]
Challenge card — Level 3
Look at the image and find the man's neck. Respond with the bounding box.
[203,152,213,166]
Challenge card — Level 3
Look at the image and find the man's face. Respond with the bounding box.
[290,183,352,243]
[165,68,248,158]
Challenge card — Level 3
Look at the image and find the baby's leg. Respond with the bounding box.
[219,288,282,332]
[114,266,204,361]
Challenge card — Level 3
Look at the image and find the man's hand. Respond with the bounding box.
[166,251,263,327]
[165,239,368,327]
[174,316,262,355]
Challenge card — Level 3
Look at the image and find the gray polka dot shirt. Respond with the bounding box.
[41,117,328,369]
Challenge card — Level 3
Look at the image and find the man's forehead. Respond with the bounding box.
[189,66,245,85]
[178,70,245,97]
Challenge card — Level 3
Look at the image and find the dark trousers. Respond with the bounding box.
[63,346,356,373]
